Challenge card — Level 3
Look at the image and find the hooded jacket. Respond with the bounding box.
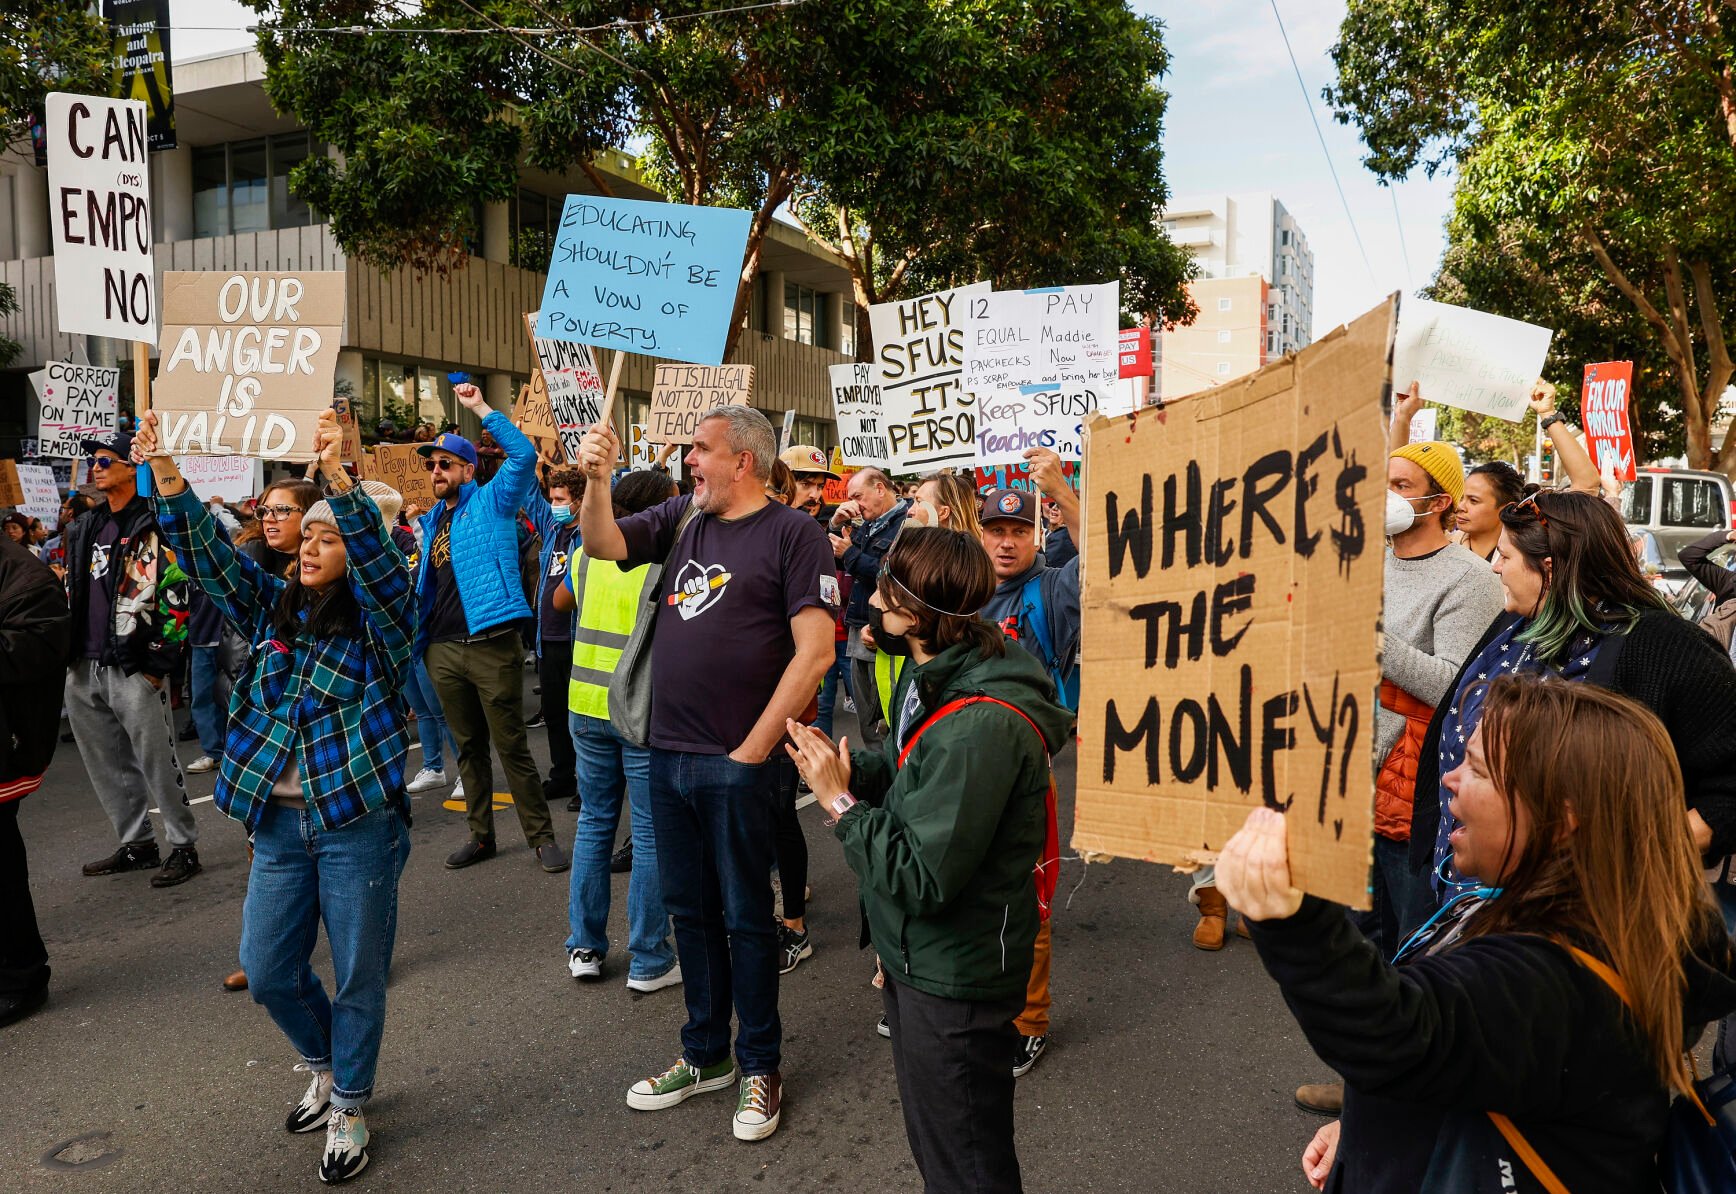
[0,535,70,794]
[835,638,1073,1002]
[62,493,188,679]
[979,553,1080,691]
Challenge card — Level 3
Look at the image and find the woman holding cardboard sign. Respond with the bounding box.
[1218,676,1736,1193]
[134,409,414,1186]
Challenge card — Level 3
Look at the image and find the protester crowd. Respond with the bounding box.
[4,375,1736,1192]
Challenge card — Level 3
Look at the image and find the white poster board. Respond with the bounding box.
[16,465,61,521]
[961,282,1119,394]
[1392,298,1552,422]
[32,362,120,458]
[525,310,607,461]
[628,423,682,479]
[975,382,1101,465]
[1409,406,1439,443]
[176,454,263,504]
[870,281,990,473]
[44,93,156,343]
[829,362,890,467]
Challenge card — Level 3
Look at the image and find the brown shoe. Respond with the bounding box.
[1236,915,1252,940]
[1295,1082,1344,1116]
[223,969,249,992]
[1193,886,1228,950]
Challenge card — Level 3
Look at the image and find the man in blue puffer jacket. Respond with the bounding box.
[416,382,567,874]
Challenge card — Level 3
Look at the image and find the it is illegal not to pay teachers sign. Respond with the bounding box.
[151,272,345,462]
[1073,298,1393,909]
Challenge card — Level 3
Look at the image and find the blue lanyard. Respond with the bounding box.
[1393,884,1502,965]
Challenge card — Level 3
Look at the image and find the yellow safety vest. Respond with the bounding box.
[567,555,656,721]
[874,648,906,722]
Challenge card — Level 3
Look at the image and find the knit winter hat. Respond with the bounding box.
[302,480,404,539]
[1390,441,1465,505]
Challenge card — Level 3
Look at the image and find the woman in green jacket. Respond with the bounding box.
[787,526,1071,1194]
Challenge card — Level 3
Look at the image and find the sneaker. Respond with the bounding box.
[609,843,633,873]
[565,793,583,812]
[286,1066,334,1133]
[841,696,856,714]
[1013,1033,1048,1078]
[625,964,682,994]
[627,1056,738,1111]
[185,754,218,774]
[178,722,200,742]
[151,847,202,888]
[793,780,817,811]
[733,1072,782,1141]
[452,779,465,801]
[526,712,546,729]
[318,1106,370,1184]
[876,1014,891,1039]
[777,925,812,975]
[82,841,160,876]
[405,767,447,794]
[568,948,603,981]
[536,841,570,874]
[444,837,495,869]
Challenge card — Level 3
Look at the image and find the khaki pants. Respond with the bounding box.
[1015,917,1051,1038]
[425,632,552,848]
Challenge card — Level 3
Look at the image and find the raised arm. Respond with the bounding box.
[1679,529,1736,604]
[313,413,414,676]
[1026,446,1081,541]
[463,384,539,515]
[1532,380,1600,494]
[1390,382,1424,453]
[577,423,629,561]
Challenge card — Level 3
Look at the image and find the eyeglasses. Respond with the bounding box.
[1503,492,1549,527]
[423,458,463,472]
[88,455,124,470]
[258,504,302,521]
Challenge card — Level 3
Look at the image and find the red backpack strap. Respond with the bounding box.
[894,695,1061,922]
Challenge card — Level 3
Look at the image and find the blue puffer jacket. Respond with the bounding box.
[413,409,539,655]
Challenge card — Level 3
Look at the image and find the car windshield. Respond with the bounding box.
[1662,477,1725,528]
[1620,477,1653,524]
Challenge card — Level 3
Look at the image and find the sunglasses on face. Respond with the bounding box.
[423,458,463,472]
[258,504,302,521]
[88,455,125,470]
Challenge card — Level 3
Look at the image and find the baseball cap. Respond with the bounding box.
[80,429,136,461]
[779,444,839,480]
[979,487,1038,524]
[415,431,478,468]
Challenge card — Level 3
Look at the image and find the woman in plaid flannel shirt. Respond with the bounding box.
[135,409,413,1186]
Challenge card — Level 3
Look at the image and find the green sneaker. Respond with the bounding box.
[627,1056,739,1110]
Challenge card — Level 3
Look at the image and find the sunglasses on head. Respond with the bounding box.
[1503,492,1549,527]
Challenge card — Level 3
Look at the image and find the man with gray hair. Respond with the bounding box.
[576,405,839,1144]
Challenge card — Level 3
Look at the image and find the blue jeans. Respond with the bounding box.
[566,713,674,980]
[649,748,782,1075]
[241,800,411,1110]
[815,639,849,738]
[404,657,455,774]
[189,644,226,758]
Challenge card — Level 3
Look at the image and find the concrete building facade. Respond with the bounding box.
[1162,191,1314,362]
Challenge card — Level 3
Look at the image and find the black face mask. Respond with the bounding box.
[866,603,914,657]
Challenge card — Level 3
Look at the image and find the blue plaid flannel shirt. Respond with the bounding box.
[155,485,414,832]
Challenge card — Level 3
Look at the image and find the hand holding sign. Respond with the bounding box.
[578,423,621,482]
[1215,810,1304,921]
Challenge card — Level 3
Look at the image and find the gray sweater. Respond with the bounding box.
[1377,543,1508,760]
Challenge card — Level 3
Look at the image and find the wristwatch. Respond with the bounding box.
[825,790,859,825]
[1539,412,1566,431]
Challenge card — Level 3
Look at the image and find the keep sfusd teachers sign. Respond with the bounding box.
[1073,297,1394,909]
[152,272,345,462]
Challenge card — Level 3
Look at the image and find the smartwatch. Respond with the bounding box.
[1539,412,1566,431]
[825,790,859,825]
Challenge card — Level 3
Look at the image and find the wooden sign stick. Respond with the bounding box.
[133,340,155,496]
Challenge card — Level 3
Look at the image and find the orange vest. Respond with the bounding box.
[1375,680,1435,842]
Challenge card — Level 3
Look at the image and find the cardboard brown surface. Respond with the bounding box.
[647,364,753,444]
[152,271,346,462]
[364,442,436,508]
[0,460,23,507]
[1072,297,1395,910]
[515,376,558,441]
[332,395,364,463]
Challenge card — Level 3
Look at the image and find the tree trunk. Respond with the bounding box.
[722,171,795,363]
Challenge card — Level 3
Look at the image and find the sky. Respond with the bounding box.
[170,0,1454,335]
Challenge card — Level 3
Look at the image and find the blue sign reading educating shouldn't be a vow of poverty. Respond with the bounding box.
[536,195,752,366]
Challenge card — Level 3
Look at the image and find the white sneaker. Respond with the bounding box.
[286,1065,334,1133]
[185,755,217,774]
[568,948,603,981]
[405,767,447,795]
[626,963,682,993]
[319,1106,370,1184]
[452,779,465,800]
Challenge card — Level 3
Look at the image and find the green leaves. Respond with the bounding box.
[0,2,108,150]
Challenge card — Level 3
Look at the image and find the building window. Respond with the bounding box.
[191,132,320,238]
[784,282,825,347]
[793,416,835,453]
[1217,297,1232,312]
[1216,329,1231,343]
[838,301,857,356]
[510,189,560,269]
[1216,361,1231,376]
[1281,229,1290,246]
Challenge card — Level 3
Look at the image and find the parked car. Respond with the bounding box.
[1619,468,1734,595]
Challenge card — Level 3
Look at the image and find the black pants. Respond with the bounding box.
[539,639,577,804]
[0,801,49,1001]
[772,755,806,921]
[882,974,1024,1194]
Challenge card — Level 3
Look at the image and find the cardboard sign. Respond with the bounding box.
[647,364,753,444]
[364,442,436,507]
[153,271,346,462]
[961,283,1119,395]
[514,377,558,441]
[871,282,990,474]
[829,362,890,467]
[1582,360,1636,481]
[1072,297,1395,910]
[0,461,24,508]
[525,310,606,461]
[32,361,120,457]
[1392,298,1552,422]
[15,464,61,521]
[331,395,364,463]
[106,0,175,151]
[975,382,1102,465]
[1119,327,1153,379]
[175,454,261,504]
[536,196,752,365]
[44,93,156,343]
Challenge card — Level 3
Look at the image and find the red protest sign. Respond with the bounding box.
[1118,327,1152,379]
[1581,360,1636,481]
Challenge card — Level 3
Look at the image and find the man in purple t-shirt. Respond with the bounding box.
[576,405,837,1145]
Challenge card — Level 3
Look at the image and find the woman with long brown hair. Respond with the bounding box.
[1219,675,1736,1192]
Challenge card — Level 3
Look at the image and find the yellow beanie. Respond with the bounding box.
[1391,441,1464,505]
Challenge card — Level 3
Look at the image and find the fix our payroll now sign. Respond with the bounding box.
[1581,361,1636,482]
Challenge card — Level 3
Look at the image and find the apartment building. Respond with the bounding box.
[0,49,853,457]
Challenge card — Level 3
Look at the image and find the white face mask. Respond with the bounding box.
[1386,489,1421,536]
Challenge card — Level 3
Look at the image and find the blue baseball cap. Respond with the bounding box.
[415,431,478,467]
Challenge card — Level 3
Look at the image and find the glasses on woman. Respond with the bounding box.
[1503,492,1550,527]
[258,504,302,521]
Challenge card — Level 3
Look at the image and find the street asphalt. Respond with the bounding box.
[3,677,1329,1192]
